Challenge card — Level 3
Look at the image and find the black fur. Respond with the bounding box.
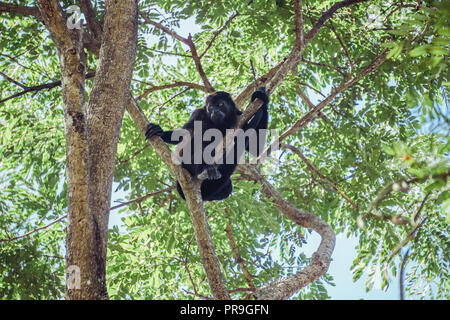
[146,87,269,201]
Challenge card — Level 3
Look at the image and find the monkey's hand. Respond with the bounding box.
[251,86,269,106]
[145,123,163,140]
[197,165,222,181]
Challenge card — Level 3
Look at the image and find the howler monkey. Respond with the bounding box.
[145,87,269,201]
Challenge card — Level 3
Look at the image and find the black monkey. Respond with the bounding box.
[146,87,269,201]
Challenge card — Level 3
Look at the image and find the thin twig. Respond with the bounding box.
[399,248,410,300]
[225,210,256,291]
[136,81,207,101]
[0,71,28,89]
[186,34,215,93]
[382,218,427,283]
[0,215,66,242]
[249,59,257,82]
[139,11,189,45]
[282,144,358,210]
[200,11,239,59]
[110,186,174,211]
[300,57,345,75]
[295,85,328,122]
[0,71,96,104]
[329,21,354,76]
[262,49,388,157]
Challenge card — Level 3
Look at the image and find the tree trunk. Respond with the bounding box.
[37,0,138,299]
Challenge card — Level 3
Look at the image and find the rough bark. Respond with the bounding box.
[36,0,100,299]
[37,0,138,300]
[84,0,138,300]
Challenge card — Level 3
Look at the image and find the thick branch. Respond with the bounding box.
[37,0,98,299]
[125,97,230,299]
[0,2,42,21]
[80,0,103,39]
[37,0,73,50]
[85,0,139,300]
[186,34,215,93]
[293,0,304,49]
[238,164,335,300]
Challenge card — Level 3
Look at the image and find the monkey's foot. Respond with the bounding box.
[197,165,222,180]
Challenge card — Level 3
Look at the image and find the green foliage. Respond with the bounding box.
[0,0,448,300]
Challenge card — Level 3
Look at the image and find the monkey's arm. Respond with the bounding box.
[242,87,269,155]
[145,124,180,145]
[242,87,269,131]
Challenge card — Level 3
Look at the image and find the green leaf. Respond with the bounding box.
[409,45,428,57]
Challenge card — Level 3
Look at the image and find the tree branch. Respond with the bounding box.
[293,0,304,49]
[264,49,388,156]
[125,0,369,300]
[240,0,369,125]
[139,11,215,93]
[300,57,345,75]
[36,0,73,50]
[0,215,66,243]
[0,71,27,89]
[80,0,102,39]
[200,12,239,59]
[186,34,215,93]
[0,2,42,21]
[225,211,256,293]
[383,218,427,283]
[329,22,354,76]
[0,72,95,104]
[282,144,358,210]
[125,96,230,299]
[110,187,174,211]
[139,11,190,45]
[295,85,328,122]
[237,164,335,300]
[136,81,208,101]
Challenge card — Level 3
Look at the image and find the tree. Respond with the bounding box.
[0,0,448,300]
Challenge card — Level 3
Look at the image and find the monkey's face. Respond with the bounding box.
[205,92,241,125]
[207,98,228,124]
